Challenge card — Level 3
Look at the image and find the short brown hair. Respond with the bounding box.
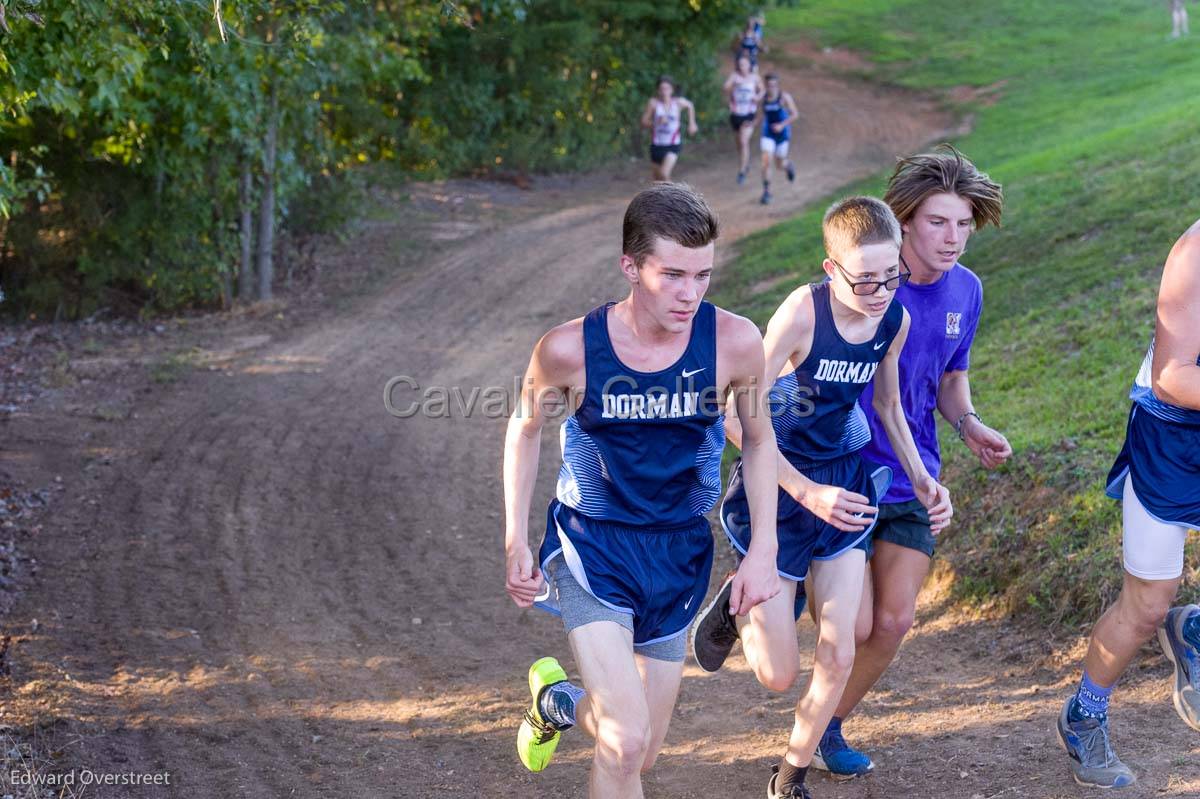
[822,196,901,262]
[884,144,1003,229]
[622,183,719,266]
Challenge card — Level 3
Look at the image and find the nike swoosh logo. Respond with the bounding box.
[684,596,693,610]
[681,368,706,378]
[873,341,887,350]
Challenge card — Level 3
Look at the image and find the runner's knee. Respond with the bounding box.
[755,653,799,692]
[813,637,855,681]
[594,716,652,778]
[1119,576,1176,634]
[871,607,915,649]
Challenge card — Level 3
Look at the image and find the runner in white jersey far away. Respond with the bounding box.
[640,76,698,183]
[724,55,765,186]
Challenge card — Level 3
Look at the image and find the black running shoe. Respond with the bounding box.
[691,573,739,673]
[760,189,772,205]
[767,766,813,799]
[786,162,796,183]
[737,171,747,185]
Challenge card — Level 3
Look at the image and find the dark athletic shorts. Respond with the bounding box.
[721,452,890,582]
[729,112,756,131]
[534,500,713,648]
[650,143,682,164]
[868,498,935,558]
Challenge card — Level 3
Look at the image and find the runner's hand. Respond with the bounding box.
[729,550,780,616]
[963,419,1013,470]
[770,122,784,133]
[915,474,952,535]
[505,546,543,608]
[796,482,876,532]
[688,122,699,136]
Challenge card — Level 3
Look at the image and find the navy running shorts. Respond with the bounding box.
[722,452,889,582]
[1105,404,1200,530]
[535,499,714,648]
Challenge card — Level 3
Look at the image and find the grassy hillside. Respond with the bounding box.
[717,0,1200,626]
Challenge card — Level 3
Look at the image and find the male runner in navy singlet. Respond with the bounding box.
[691,196,952,799]
[759,74,798,205]
[503,183,781,798]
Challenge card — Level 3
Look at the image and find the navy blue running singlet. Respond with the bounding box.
[762,93,789,142]
[556,302,726,527]
[770,281,904,464]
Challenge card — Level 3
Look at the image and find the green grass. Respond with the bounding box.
[718,0,1200,626]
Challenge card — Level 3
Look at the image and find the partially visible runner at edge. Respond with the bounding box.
[1056,219,1200,789]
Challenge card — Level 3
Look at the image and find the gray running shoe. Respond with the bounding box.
[690,572,738,673]
[1056,698,1135,789]
[1158,604,1200,731]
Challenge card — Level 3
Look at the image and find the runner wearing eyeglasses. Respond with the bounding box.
[691,196,952,799]
[807,145,1010,779]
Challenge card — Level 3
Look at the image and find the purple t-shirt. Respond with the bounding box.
[860,263,983,503]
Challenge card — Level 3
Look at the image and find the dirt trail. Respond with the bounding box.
[3,54,1199,799]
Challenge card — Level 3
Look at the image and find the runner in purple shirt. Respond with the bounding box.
[809,146,1014,778]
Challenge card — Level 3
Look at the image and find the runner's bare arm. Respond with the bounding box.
[938,369,1013,469]
[640,98,655,129]
[502,322,584,607]
[873,309,953,532]
[777,92,800,129]
[1152,224,1200,410]
[682,98,699,136]
[721,312,781,614]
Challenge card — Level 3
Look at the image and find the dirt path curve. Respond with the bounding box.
[4,55,1199,799]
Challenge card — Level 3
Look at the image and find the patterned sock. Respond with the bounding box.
[538,681,585,730]
[1068,670,1113,723]
[819,716,846,752]
[776,759,808,792]
[1182,608,1200,650]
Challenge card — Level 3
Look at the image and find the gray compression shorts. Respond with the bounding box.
[548,557,686,662]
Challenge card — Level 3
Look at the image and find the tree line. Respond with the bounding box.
[0,0,750,318]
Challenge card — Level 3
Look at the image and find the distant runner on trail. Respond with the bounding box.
[1056,220,1200,789]
[640,76,698,182]
[759,74,798,205]
[725,55,765,185]
[810,146,1010,779]
[503,183,781,797]
[735,16,765,70]
[690,196,952,799]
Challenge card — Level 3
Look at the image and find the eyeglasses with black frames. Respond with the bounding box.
[830,257,911,296]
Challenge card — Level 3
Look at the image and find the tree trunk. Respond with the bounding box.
[238,157,254,301]
[256,82,279,302]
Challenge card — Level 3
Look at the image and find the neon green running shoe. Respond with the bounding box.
[516,656,570,772]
